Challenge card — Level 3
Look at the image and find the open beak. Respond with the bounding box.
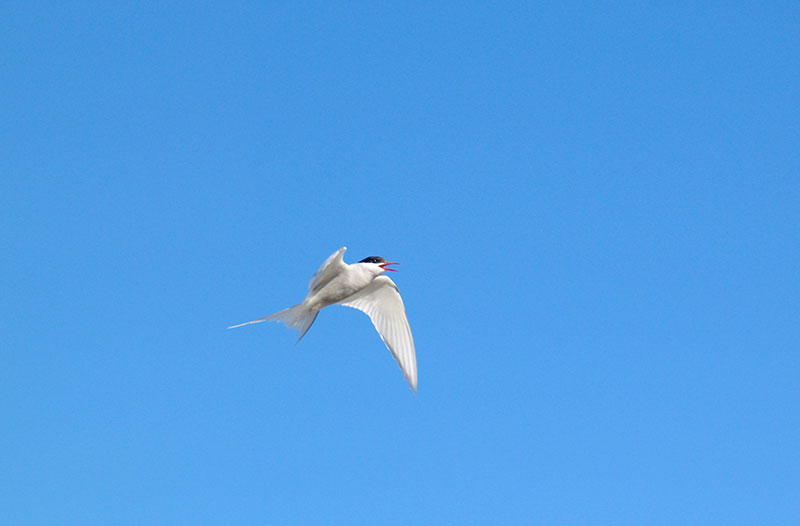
[379,261,399,272]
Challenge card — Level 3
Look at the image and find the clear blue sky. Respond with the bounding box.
[2,2,798,524]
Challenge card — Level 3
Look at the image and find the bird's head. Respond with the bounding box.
[358,256,399,275]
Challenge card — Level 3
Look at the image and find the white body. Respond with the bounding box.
[229,247,418,392]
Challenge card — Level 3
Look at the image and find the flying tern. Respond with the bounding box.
[228,247,417,392]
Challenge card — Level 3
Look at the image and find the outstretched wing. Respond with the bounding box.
[308,246,348,293]
[339,275,417,392]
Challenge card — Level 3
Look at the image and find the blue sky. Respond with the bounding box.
[2,2,798,524]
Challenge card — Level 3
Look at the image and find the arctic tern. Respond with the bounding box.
[228,247,417,392]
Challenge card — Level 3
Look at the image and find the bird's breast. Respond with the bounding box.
[308,269,373,310]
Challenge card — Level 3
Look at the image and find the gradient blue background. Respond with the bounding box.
[2,2,798,524]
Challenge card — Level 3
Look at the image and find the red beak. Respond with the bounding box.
[380,261,399,272]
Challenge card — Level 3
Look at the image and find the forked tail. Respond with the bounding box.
[227,302,318,342]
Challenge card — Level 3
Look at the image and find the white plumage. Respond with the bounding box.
[229,247,418,392]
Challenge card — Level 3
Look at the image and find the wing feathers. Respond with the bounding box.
[339,275,417,392]
[308,247,347,292]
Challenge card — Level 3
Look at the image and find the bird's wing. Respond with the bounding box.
[308,246,348,293]
[339,275,417,392]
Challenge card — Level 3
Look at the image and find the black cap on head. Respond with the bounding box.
[359,256,386,264]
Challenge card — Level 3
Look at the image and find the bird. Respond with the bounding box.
[228,247,417,392]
